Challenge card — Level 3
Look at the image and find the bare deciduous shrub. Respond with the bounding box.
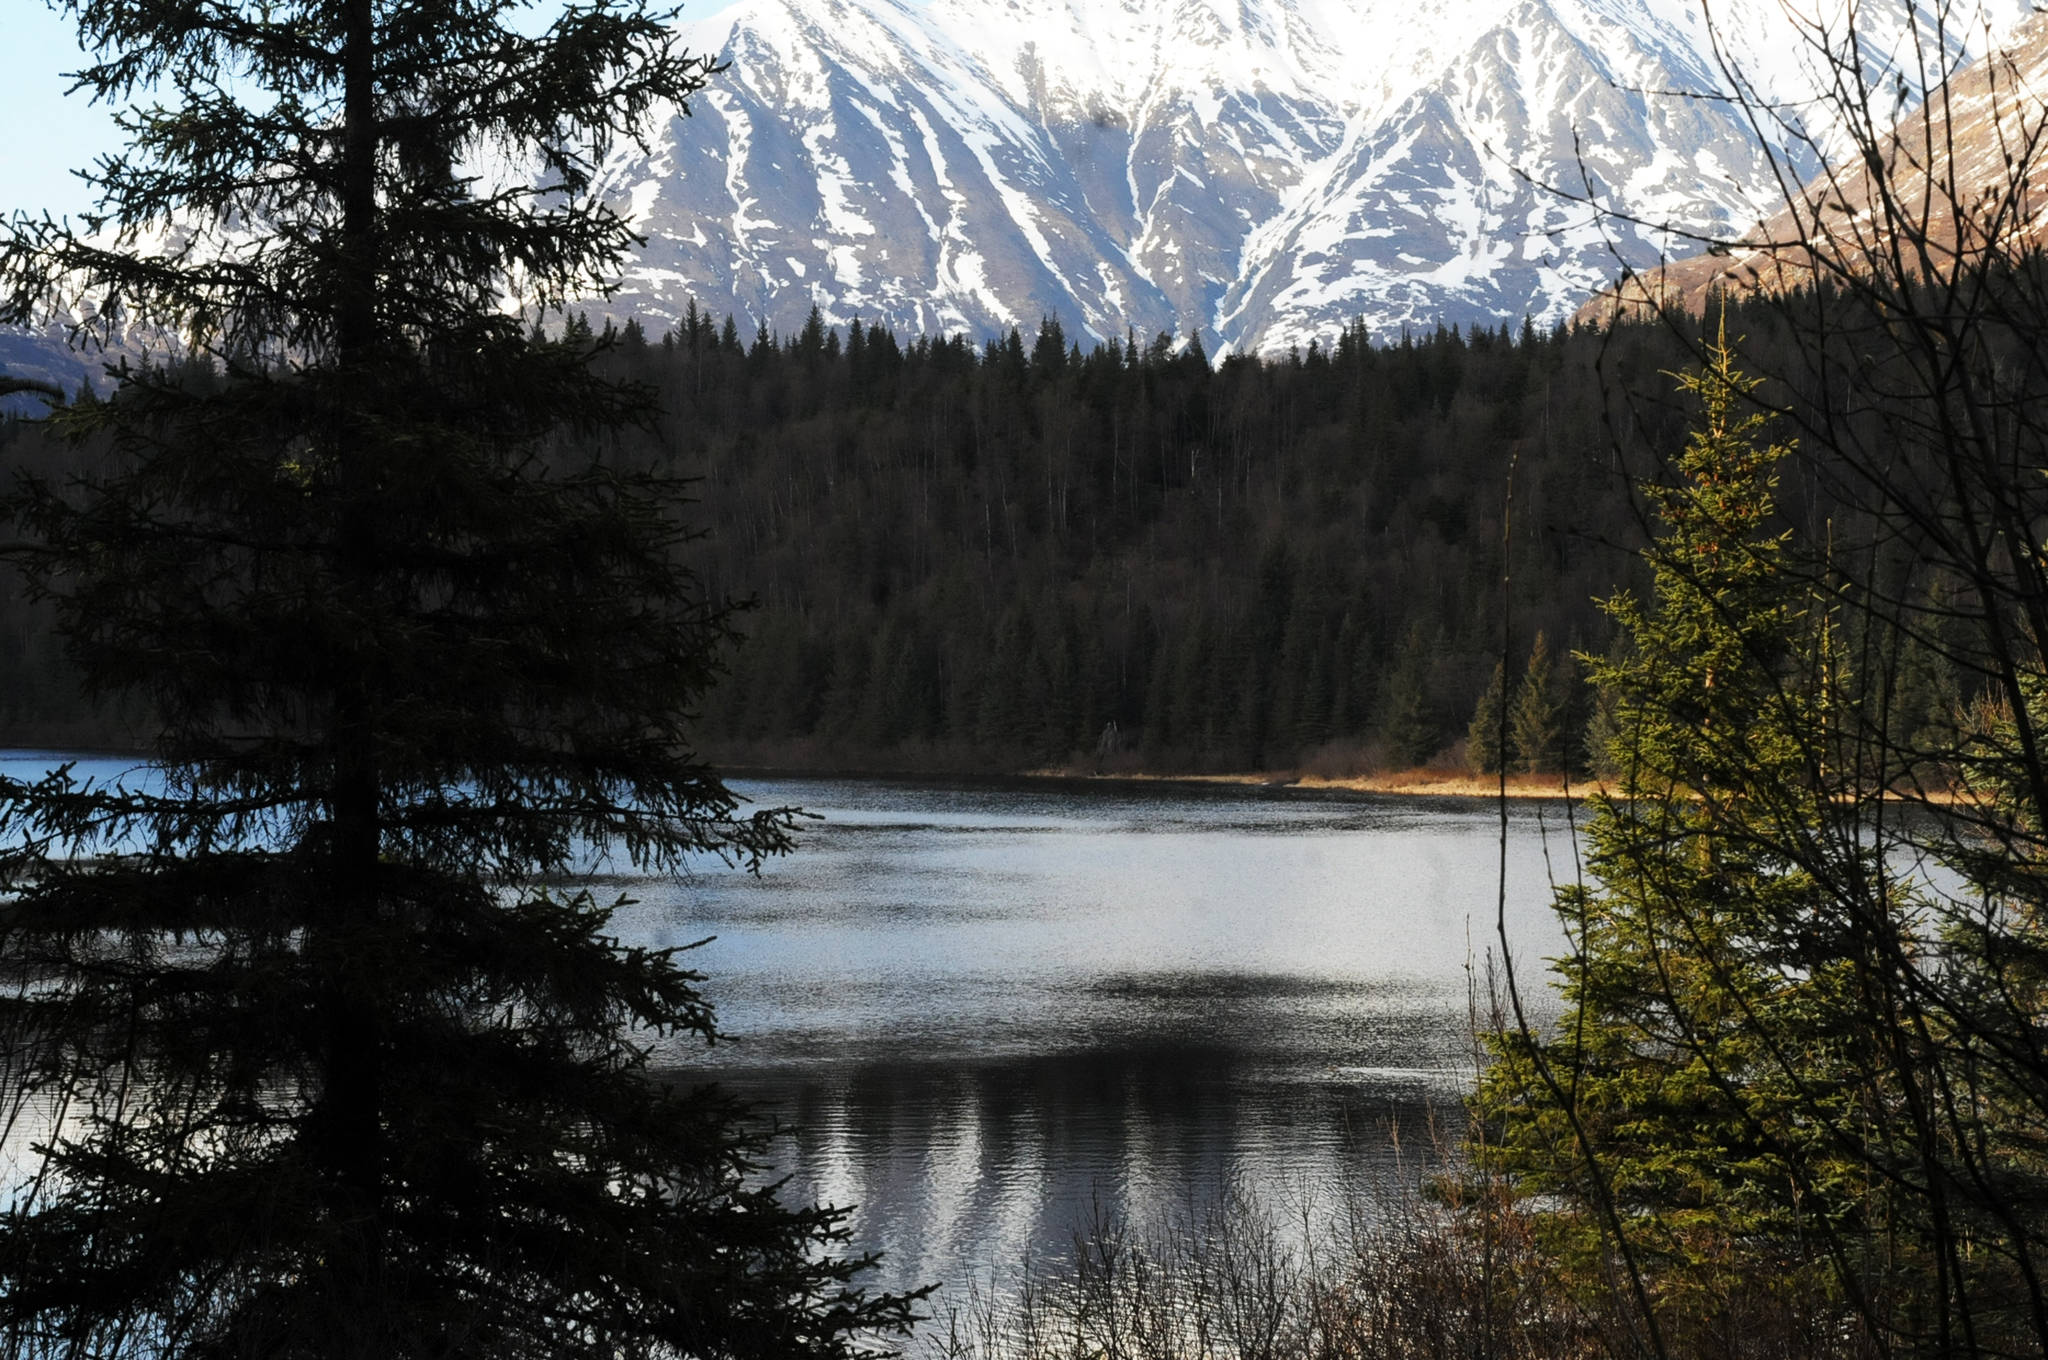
[919,1165,1607,1360]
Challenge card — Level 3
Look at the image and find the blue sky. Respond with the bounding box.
[2,3,122,221]
[2,0,748,222]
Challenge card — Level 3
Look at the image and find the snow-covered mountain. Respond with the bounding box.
[591,0,2028,354]
[1580,6,2048,322]
[1,0,2027,389]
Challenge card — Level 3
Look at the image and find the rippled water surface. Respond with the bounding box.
[1,758,1577,1296]
[627,776,1573,1294]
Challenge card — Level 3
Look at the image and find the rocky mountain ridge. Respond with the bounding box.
[1577,7,2048,322]
[1,0,2029,395]
[587,0,2026,353]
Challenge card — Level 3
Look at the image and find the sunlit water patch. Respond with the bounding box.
[614,776,1574,1294]
[0,760,1580,1297]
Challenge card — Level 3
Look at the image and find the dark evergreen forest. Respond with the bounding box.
[0,303,1825,773]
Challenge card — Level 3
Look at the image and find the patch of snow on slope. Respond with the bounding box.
[608,0,2044,353]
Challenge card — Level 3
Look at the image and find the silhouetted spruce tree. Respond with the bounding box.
[1466,660,1509,775]
[1379,623,1441,767]
[1509,630,1567,774]
[0,0,916,1356]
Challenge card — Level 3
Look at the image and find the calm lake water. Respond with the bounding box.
[625,776,1572,1296]
[0,757,1576,1298]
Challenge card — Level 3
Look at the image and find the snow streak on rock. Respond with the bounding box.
[596,0,2033,352]
[4,0,2029,377]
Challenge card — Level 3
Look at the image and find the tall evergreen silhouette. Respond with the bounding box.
[0,0,916,1354]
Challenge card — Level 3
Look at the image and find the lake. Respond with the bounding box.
[618,776,1572,1297]
[0,758,1576,1299]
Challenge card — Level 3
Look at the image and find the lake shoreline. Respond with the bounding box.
[6,744,1597,804]
[722,762,1597,804]
[1032,767,1601,802]
[720,761,1968,808]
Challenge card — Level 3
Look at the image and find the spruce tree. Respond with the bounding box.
[1581,662,1625,780]
[1379,623,1440,768]
[0,0,915,1355]
[1466,659,1508,775]
[1471,336,1875,1348]
[1508,630,1567,774]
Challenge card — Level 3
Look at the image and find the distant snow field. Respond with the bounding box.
[587,0,2030,353]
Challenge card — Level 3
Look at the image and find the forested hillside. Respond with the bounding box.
[651,308,1730,773]
[0,306,1813,772]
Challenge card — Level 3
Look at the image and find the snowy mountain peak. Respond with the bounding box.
[576,0,2027,351]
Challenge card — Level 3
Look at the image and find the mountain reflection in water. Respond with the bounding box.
[0,758,1573,1295]
[614,776,1571,1295]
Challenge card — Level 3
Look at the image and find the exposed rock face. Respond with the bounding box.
[1,0,2030,385]
[590,0,2026,353]
[1577,9,2048,324]
[0,325,93,406]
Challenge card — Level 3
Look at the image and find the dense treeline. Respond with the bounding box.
[646,303,1810,772]
[0,303,1819,771]
[647,309,1674,773]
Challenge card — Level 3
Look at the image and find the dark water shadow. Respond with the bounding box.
[689,1033,1472,1297]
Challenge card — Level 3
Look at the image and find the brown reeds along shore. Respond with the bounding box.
[1025,765,1595,801]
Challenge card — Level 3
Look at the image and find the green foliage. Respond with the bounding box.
[1471,335,1879,1350]
[1380,623,1443,768]
[20,307,1821,773]
[1467,660,1509,774]
[1509,630,1570,774]
[0,0,916,1355]
[595,310,1773,772]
